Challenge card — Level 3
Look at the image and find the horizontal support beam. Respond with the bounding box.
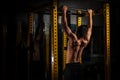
[36,10,102,17]
[32,6,103,16]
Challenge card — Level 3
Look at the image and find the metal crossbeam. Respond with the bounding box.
[36,9,102,17]
[104,3,110,80]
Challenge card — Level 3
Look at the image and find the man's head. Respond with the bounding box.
[75,25,87,39]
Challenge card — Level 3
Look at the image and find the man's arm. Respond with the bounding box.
[61,5,73,37]
[82,9,93,44]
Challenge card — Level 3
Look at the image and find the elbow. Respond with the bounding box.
[84,38,89,42]
[83,36,90,43]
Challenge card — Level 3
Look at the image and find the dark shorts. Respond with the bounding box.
[63,62,84,80]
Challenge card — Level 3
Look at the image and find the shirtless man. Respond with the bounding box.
[61,5,93,80]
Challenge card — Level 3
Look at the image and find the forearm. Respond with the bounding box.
[84,12,93,41]
[62,10,71,35]
[62,10,68,28]
[88,13,93,28]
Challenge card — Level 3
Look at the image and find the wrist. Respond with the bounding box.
[63,11,67,14]
[88,13,92,16]
[63,10,67,13]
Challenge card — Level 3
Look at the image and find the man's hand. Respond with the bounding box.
[62,5,68,12]
[87,9,93,15]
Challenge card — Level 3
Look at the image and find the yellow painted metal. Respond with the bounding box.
[29,13,34,34]
[28,13,34,80]
[77,10,82,27]
[104,3,110,80]
[28,13,34,64]
[62,32,67,79]
[51,0,58,80]
[77,10,82,63]
[50,11,54,80]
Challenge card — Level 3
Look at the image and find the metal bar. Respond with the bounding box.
[35,6,87,12]
[28,12,34,80]
[37,10,101,17]
[51,0,58,80]
[77,10,82,26]
[62,32,67,80]
[104,3,110,80]
[33,5,103,16]
[68,7,87,12]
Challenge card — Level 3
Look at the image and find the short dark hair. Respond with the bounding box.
[76,25,87,38]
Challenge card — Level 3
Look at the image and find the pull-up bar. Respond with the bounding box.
[34,6,103,16]
[37,10,102,17]
[57,6,103,16]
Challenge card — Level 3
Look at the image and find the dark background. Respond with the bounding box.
[109,1,120,80]
[1,0,119,80]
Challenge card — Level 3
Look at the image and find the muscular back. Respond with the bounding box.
[66,33,86,63]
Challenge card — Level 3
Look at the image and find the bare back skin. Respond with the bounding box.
[61,5,93,64]
[66,35,85,63]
